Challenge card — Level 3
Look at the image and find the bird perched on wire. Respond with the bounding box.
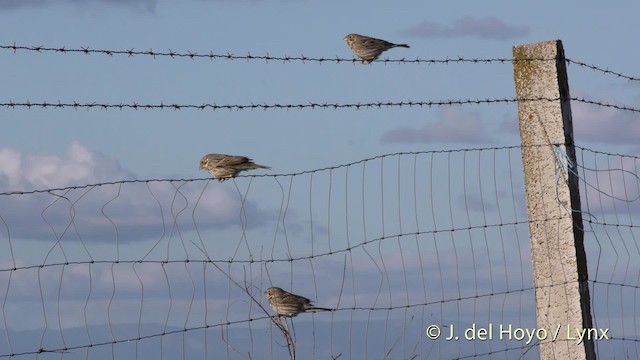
[265,287,331,317]
[344,33,409,64]
[199,153,271,182]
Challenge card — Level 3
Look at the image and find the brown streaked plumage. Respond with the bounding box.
[265,287,331,317]
[344,33,410,64]
[199,153,271,182]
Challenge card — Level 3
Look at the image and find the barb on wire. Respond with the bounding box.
[575,145,640,159]
[0,97,558,112]
[9,96,639,114]
[566,58,640,82]
[6,43,640,82]
[571,97,640,113]
[0,43,553,64]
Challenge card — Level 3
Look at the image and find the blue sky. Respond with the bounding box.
[1,0,640,359]
[1,0,639,180]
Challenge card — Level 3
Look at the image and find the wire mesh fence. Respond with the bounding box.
[0,147,540,359]
[1,41,640,359]
[2,145,638,358]
[576,147,640,358]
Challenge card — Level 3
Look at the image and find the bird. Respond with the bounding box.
[265,287,331,317]
[199,153,271,182]
[343,33,409,64]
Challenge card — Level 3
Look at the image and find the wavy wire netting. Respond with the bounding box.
[0,148,536,359]
[1,43,640,359]
[575,147,640,357]
[3,146,639,359]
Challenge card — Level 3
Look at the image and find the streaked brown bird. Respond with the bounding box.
[265,287,331,317]
[344,33,409,64]
[199,153,271,182]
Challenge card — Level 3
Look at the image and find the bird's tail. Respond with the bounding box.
[238,163,271,170]
[308,306,332,312]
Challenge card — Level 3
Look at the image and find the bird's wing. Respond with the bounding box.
[282,293,312,305]
[363,37,393,48]
[209,155,252,167]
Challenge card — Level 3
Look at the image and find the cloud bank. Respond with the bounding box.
[381,108,494,144]
[572,99,640,144]
[400,16,529,40]
[0,0,156,11]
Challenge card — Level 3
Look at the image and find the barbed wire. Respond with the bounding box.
[571,97,640,113]
[576,145,640,159]
[0,98,520,111]
[566,58,640,82]
[3,43,640,81]
[0,97,554,111]
[4,43,640,87]
[0,43,547,64]
[1,97,638,113]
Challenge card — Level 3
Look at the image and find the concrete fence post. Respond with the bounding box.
[513,40,596,360]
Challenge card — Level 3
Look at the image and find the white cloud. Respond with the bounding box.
[0,142,274,245]
[0,148,22,188]
[0,141,133,190]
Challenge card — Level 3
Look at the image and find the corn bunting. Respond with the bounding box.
[199,153,271,182]
[265,287,331,317]
[344,33,409,63]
